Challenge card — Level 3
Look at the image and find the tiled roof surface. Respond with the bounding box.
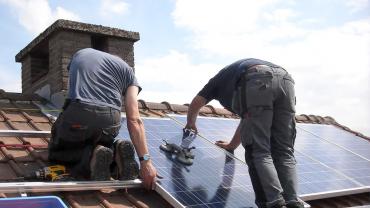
[0,90,369,208]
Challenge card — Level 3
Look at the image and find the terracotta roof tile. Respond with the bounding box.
[0,152,7,162]
[0,122,10,130]
[0,137,23,145]
[0,164,16,179]
[22,111,50,123]
[5,148,34,162]
[32,122,52,131]
[164,103,188,114]
[9,122,34,130]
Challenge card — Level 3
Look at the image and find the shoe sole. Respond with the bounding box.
[116,141,139,180]
[91,147,113,181]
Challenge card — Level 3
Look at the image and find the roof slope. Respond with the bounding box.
[0,90,369,208]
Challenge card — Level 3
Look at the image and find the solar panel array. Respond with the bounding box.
[118,117,257,208]
[168,115,370,197]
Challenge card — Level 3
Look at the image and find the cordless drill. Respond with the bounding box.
[24,165,67,181]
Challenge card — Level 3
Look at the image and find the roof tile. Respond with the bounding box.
[9,122,34,130]
[5,148,34,162]
[0,137,23,145]
[0,164,16,179]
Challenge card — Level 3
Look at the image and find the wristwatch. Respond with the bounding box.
[139,154,151,162]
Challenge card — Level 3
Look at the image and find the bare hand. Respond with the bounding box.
[139,161,157,190]
[215,140,235,151]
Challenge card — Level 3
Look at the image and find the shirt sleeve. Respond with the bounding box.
[124,67,142,95]
[197,76,219,104]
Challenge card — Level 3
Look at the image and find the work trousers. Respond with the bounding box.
[233,65,298,208]
[48,101,121,178]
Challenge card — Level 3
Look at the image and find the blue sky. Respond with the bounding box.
[0,0,369,136]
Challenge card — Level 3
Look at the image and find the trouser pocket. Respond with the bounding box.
[56,120,88,148]
[245,75,273,110]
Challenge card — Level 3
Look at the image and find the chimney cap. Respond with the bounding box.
[15,19,140,62]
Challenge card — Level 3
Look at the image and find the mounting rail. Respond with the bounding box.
[0,130,51,138]
[0,179,142,193]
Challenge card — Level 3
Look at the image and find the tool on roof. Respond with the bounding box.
[23,165,71,182]
[159,128,196,165]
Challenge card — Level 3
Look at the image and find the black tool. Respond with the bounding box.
[159,128,196,165]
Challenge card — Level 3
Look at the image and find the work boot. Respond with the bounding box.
[90,145,113,181]
[115,140,139,180]
[286,201,304,208]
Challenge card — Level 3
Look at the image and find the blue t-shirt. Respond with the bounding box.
[198,58,281,113]
[67,48,141,110]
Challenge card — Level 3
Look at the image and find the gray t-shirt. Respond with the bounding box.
[67,48,141,110]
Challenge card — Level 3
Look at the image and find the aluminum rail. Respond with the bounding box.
[0,130,51,138]
[300,186,370,201]
[0,179,142,193]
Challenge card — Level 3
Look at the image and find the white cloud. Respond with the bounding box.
[1,0,80,35]
[170,0,370,135]
[136,50,221,104]
[100,0,129,17]
[345,0,369,13]
[0,66,21,93]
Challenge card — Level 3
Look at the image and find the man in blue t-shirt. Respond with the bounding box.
[186,59,303,208]
[49,48,157,190]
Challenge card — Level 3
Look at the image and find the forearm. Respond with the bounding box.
[127,118,149,158]
[229,121,242,149]
[187,95,207,125]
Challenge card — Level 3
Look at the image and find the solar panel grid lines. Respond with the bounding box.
[166,114,370,200]
[297,124,370,162]
[296,126,370,188]
[119,116,257,208]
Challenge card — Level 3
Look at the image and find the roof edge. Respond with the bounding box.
[296,114,370,141]
[16,19,140,62]
[0,90,367,141]
[0,90,46,102]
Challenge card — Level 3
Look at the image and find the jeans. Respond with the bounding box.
[234,65,298,208]
[48,101,121,177]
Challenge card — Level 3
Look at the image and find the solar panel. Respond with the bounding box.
[118,117,257,208]
[167,115,370,198]
[298,124,370,160]
[297,124,370,186]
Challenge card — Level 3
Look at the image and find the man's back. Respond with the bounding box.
[67,48,140,110]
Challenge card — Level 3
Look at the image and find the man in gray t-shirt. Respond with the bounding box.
[49,48,157,189]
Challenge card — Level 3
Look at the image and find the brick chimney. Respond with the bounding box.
[15,19,140,107]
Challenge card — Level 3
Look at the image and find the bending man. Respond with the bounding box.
[186,58,302,208]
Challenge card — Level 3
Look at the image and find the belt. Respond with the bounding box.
[67,99,116,112]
